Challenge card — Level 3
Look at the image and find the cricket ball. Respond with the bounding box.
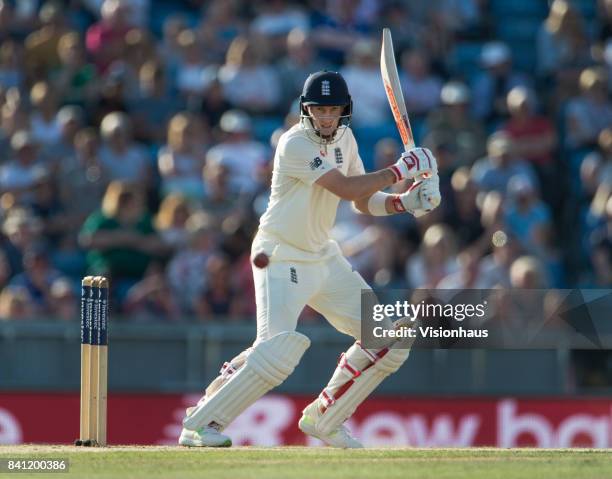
[253,253,270,269]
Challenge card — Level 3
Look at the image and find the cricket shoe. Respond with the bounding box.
[298,402,363,448]
[178,424,232,447]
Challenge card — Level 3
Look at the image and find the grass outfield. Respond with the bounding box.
[1,446,611,479]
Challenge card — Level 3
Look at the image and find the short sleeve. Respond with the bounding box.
[277,136,335,185]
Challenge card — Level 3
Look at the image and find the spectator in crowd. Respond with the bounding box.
[118,28,155,99]
[200,76,233,129]
[167,211,219,314]
[509,255,549,289]
[251,0,309,56]
[49,277,78,321]
[503,175,552,258]
[24,1,73,82]
[79,181,167,296]
[129,60,183,145]
[406,223,459,288]
[424,81,487,167]
[29,81,63,147]
[437,248,487,289]
[29,173,65,241]
[50,105,85,164]
[205,109,268,195]
[582,234,612,287]
[340,39,389,128]
[80,0,150,28]
[595,128,612,184]
[584,184,612,254]
[1,208,43,277]
[503,87,557,170]
[194,253,243,319]
[157,13,187,81]
[0,40,23,90]
[218,35,282,114]
[86,0,133,73]
[200,161,241,224]
[8,245,66,315]
[98,111,152,186]
[52,32,97,106]
[597,0,612,48]
[443,167,484,249]
[310,0,374,65]
[197,0,247,64]
[175,29,217,108]
[472,42,531,125]
[580,153,605,211]
[537,0,591,95]
[502,86,558,205]
[590,190,612,244]
[154,193,192,249]
[0,1,17,43]
[157,112,208,200]
[564,67,612,152]
[277,28,329,106]
[124,262,182,321]
[0,131,47,205]
[0,248,10,292]
[400,48,442,119]
[478,235,520,288]
[57,128,109,227]
[0,286,35,320]
[438,0,488,39]
[92,65,131,124]
[376,2,424,53]
[1,87,28,132]
[471,132,538,195]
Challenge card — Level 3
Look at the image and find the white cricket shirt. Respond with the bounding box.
[257,123,365,260]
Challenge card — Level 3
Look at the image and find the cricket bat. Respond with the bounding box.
[380,27,439,209]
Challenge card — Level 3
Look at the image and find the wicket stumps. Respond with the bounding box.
[75,276,109,447]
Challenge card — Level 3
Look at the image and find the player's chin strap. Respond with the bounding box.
[300,114,351,147]
[305,318,412,436]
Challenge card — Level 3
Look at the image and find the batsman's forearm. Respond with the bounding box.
[342,169,397,200]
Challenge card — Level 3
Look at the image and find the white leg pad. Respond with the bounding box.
[314,346,410,436]
[183,331,310,430]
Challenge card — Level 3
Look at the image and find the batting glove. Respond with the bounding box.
[391,175,441,217]
[419,174,441,210]
[388,147,437,183]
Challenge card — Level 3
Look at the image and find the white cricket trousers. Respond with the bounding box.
[253,252,369,343]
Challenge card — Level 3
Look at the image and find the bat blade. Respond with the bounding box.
[380,28,415,151]
[381,27,437,209]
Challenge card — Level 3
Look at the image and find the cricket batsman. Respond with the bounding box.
[179,71,441,448]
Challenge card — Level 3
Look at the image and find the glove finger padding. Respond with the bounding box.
[397,180,425,213]
[419,175,441,209]
[390,147,438,182]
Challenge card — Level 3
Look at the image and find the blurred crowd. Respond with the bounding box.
[0,0,611,324]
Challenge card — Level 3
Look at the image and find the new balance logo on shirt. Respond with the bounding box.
[290,267,298,284]
[310,157,323,170]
